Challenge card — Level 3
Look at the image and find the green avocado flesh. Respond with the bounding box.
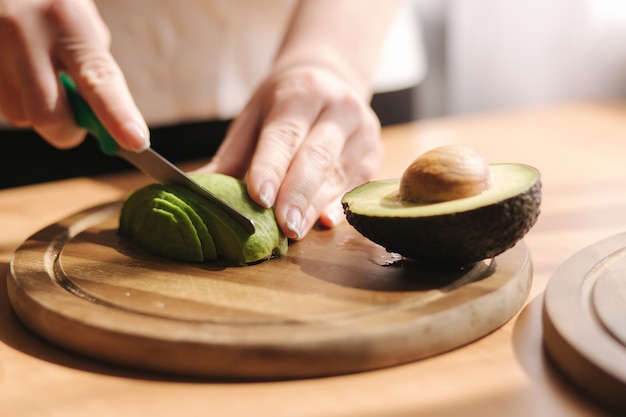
[341,163,541,266]
[119,173,288,265]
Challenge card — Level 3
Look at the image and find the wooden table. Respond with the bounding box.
[1,102,623,416]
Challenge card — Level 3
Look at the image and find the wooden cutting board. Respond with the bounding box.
[7,201,532,380]
[543,232,626,412]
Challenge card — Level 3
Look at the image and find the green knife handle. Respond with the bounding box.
[59,73,118,156]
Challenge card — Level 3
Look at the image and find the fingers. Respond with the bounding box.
[0,70,28,127]
[63,56,150,151]
[53,0,149,151]
[317,113,384,229]
[268,97,360,239]
[193,66,383,241]
[303,119,383,234]
[0,1,86,146]
[0,0,148,151]
[249,74,381,239]
[246,74,327,212]
[20,49,86,148]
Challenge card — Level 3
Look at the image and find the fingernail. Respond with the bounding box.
[259,181,276,208]
[286,207,303,239]
[122,121,150,151]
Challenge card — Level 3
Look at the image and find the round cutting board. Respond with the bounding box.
[543,232,626,412]
[8,201,532,379]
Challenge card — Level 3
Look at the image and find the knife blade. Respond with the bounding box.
[60,73,255,235]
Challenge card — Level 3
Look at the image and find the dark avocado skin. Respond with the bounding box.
[343,179,541,266]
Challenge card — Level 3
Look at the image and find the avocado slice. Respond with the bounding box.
[119,185,216,262]
[341,163,541,266]
[119,173,287,265]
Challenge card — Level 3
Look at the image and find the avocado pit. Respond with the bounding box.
[341,145,541,266]
[399,145,494,203]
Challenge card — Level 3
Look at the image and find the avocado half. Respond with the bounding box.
[341,163,541,266]
[119,173,288,265]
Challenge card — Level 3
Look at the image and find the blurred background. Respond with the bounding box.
[411,0,626,119]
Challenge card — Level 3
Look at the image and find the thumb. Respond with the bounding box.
[54,3,149,151]
[63,58,150,151]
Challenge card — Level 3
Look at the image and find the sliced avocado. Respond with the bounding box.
[341,163,541,266]
[119,185,215,262]
[119,173,288,265]
[193,173,288,263]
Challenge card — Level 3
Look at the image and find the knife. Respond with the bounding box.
[60,73,255,235]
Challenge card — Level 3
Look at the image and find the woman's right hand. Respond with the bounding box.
[0,0,148,150]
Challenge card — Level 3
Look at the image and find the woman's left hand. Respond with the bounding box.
[198,64,384,240]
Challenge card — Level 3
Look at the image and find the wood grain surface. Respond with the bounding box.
[4,102,626,417]
[543,232,626,412]
[8,201,531,379]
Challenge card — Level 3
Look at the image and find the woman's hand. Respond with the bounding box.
[198,65,384,240]
[200,0,400,240]
[0,0,148,150]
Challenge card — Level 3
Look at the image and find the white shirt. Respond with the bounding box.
[97,0,425,126]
